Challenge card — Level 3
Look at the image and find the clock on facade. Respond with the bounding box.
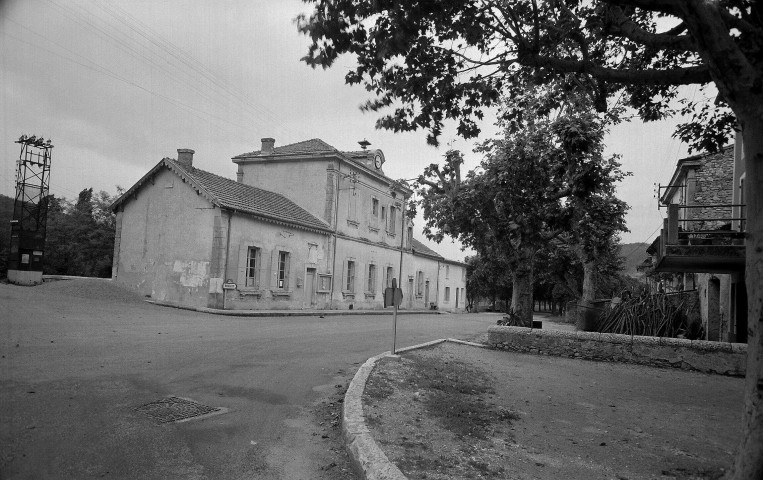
[373,151,384,169]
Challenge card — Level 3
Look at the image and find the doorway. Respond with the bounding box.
[407,277,414,309]
[305,268,316,307]
[424,281,430,308]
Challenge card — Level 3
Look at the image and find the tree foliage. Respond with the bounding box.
[298,0,759,151]
[44,188,118,278]
[0,189,117,278]
[417,97,628,323]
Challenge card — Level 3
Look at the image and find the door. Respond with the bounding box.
[424,281,430,308]
[305,268,316,307]
[455,288,459,308]
[407,278,414,309]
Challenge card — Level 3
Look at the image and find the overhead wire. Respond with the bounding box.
[93,0,304,140]
[43,0,305,142]
[2,31,258,134]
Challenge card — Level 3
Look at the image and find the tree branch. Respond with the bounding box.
[518,52,711,85]
[603,6,697,51]
[603,0,683,16]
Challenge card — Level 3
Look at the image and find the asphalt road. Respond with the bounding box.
[0,279,497,479]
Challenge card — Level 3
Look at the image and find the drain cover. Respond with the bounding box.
[136,396,222,423]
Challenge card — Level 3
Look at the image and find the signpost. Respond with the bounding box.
[384,279,404,354]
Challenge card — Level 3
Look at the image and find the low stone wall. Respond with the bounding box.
[488,326,747,376]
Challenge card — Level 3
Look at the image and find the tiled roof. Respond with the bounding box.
[411,238,444,259]
[235,138,339,157]
[111,157,330,233]
[167,159,330,232]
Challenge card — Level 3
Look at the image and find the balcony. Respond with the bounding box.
[652,204,746,273]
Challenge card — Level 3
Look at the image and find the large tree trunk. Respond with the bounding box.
[728,115,763,480]
[510,249,534,327]
[581,259,596,303]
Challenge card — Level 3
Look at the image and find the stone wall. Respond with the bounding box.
[488,326,746,376]
[687,146,734,229]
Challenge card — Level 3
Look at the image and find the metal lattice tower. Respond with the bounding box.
[7,134,53,285]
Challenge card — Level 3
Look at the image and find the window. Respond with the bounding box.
[277,251,290,289]
[346,260,356,292]
[381,206,386,222]
[416,271,424,296]
[388,206,397,234]
[372,197,379,216]
[446,265,450,279]
[245,247,261,288]
[367,264,377,292]
[386,266,394,288]
[408,226,413,247]
[461,267,465,281]
[445,287,450,302]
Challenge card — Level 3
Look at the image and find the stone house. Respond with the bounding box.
[111,139,467,312]
[648,140,746,342]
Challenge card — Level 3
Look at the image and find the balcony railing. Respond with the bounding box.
[664,204,746,246]
[652,203,746,273]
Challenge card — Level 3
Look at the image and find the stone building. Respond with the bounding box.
[111,139,467,312]
[648,141,746,342]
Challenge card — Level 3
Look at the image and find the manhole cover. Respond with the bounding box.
[136,396,223,424]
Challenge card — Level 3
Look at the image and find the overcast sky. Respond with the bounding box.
[1,0,699,261]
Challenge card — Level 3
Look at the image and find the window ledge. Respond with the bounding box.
[271,290,292,297]
[369,226,380,233]
[239,289,263,297]
[342,291,355,299]
[386,232,396,238]
[347,219,359,227]
[364,292,376,299]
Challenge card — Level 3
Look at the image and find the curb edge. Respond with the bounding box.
[342,338,488,479]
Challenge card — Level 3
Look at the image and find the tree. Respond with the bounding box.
[44,189,117,278]
[418,100,626,325]
[465,253,513,311]
[299,3,762,475]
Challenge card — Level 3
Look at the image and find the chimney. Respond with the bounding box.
[177,148,195,168]
[261,137,275,155]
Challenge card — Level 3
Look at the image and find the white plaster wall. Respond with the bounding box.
[438,262,468,312]
[114,167,216,307]
[224,215,330,310]
[238,159,331,223]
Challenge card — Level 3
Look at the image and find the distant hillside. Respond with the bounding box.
[618,242,650,277]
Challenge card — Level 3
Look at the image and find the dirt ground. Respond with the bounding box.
[363,341,744,480]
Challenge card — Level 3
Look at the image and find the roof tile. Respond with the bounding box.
[236,138,338,157]
[411,238,444,259]
[168,159,330,232]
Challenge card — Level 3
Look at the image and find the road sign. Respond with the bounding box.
[384,287,403,307]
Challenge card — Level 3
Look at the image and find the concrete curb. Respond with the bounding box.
[343,338,486,480]
[145,299,443,317]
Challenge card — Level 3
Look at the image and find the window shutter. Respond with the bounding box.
[233,244,244,286]
[271,250,278,288]
[254,248,262,289]
[284,252,291,290]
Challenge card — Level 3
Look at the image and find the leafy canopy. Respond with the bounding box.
[298,0,760,150]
